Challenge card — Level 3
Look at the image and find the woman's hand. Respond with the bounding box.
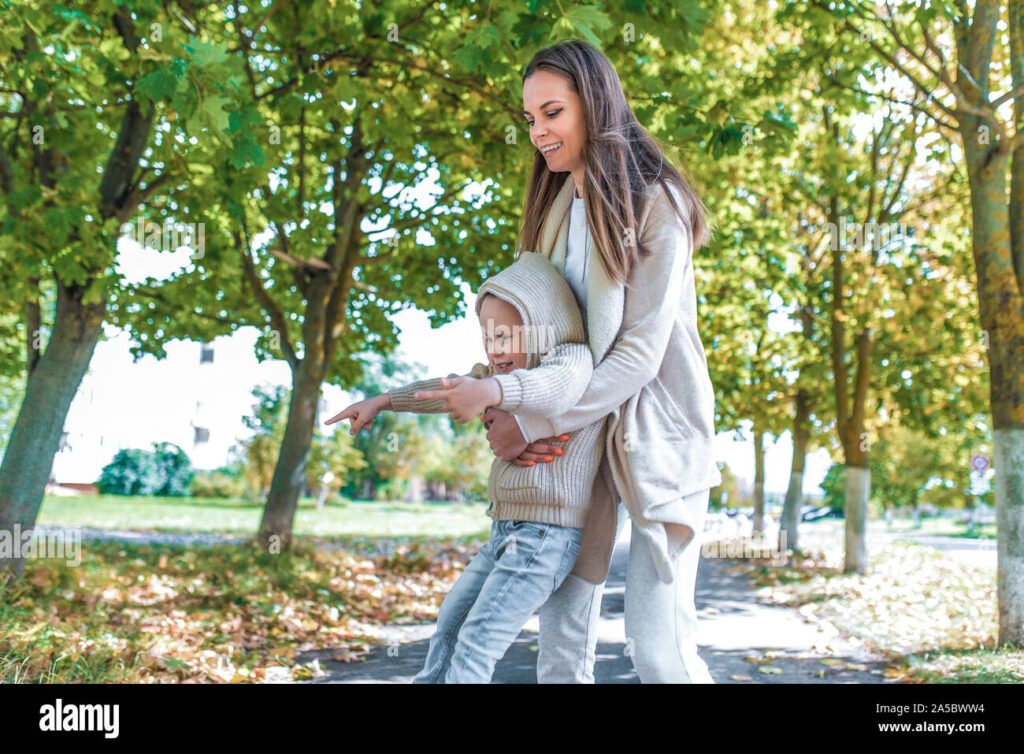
[413,375,501,424]
[324,394,390,435]
[482,407,571,466]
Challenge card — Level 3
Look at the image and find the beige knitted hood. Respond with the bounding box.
[474,250,586,370]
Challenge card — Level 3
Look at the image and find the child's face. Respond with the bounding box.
[479,295,528,374]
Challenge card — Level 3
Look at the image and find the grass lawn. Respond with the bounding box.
[38,494,492,541]
[877,515,996,539]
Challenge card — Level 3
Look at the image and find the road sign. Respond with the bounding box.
[969,470,991,496]
[971,454,990,473]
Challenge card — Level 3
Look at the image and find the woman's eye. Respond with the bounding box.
[525,109,562,126]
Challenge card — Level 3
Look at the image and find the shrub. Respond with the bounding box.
[98,443,193,496]
[151,442,193,496]
[190,470,250,499]
[374,479,408,502]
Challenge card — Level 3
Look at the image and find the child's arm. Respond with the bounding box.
[491,342,593,419]
[323,365,488,435]
[411,346,593,424]
[387,364,491,413]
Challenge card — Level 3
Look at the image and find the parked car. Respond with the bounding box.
[801,505,841,522]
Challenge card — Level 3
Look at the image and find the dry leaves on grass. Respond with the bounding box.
[0,537,477,684]
[719,538,997,659]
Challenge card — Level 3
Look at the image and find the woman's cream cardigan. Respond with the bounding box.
[514,174,722,585]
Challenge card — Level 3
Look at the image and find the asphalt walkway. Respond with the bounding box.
[294,523,897,684]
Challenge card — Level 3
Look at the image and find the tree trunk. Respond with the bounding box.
[0,281,105,585]
[844,465,870,573]
[752,428,765,534]
[781,389,810,553]
[825,171,874,575]
[0,55,154,585]
[255,363,322,552]
[962,128,1024,646]
[24,277,41,375]
[994,427,1024,645]
[405,473,423,502]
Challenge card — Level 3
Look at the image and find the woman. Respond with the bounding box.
[429,39,722,683]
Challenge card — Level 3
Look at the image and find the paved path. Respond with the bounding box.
[294,523,898,684]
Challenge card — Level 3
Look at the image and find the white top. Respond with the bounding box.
[513,192,589,444]
[512,190,589,445]
[564,194,589,316]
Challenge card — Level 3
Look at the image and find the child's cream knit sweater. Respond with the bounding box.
[387,251,607,529]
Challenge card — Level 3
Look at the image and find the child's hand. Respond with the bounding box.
[324,394,390,435]
[414,376,501,424]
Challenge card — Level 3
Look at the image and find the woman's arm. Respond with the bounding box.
[515,184,693,442]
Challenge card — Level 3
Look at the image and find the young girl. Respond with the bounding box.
[325,250,611,682]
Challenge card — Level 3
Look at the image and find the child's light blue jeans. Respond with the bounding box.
[412,518,584,683]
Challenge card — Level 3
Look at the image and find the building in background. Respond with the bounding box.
[48,327,292,487]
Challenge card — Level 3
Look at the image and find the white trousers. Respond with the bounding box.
[536,489,714,683]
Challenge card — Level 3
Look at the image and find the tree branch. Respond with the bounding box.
[234,225,300,370]
[991,83,1024,109]
[130,286,239,328]
[837,17,958,121]
[823,72,959,131]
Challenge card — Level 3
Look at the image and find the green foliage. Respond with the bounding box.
[232,381,369,499]
[97,443,193,497]
[150,442,193,496]
[102,0,744,388]
[374,478,408,502]
[306,421,369,498]
[441,419,492,502]
[232,383,290,498]
[0,373,24,463]
[0,0,1005,566]
[710,462,738,508]
[190,465,251,499]
[0,1,253,300]
[819,464,845,512]
[97,449,161,496]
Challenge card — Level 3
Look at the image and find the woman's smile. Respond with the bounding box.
[541,141,564,158]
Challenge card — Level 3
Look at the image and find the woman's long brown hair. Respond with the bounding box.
[517,39,712,288]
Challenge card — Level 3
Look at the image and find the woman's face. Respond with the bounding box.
[522,69,586,176]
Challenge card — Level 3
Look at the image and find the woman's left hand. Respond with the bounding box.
[414,376,501,423]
